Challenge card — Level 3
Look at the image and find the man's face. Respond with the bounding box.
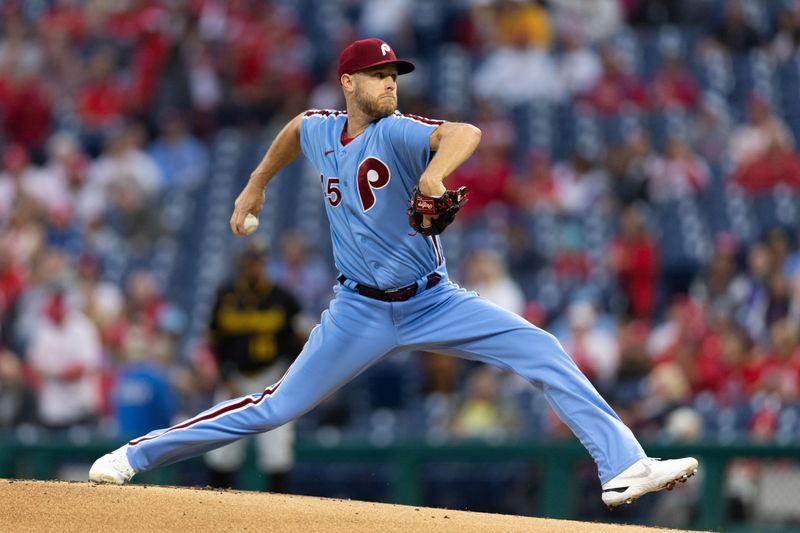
[350,64,399,118]
[241,256,265,283]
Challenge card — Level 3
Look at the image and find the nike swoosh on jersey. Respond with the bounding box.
[324,149,334,155]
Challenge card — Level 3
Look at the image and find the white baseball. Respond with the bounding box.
[243,213,259,235]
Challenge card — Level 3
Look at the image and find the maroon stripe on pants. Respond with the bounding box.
[128,380,282,446]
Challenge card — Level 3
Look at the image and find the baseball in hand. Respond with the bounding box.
[243,213,259,235]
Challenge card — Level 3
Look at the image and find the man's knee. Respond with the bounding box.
[512,327,575,376]
[253,402,299,430]
[520,325,566,355]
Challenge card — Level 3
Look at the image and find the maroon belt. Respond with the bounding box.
[338,273,441,302]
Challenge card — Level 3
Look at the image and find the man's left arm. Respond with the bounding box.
[418,122,482,196]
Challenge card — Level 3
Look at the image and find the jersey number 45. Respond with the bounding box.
[321,157,391,212]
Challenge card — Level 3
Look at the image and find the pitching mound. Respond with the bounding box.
[0,479,700,532]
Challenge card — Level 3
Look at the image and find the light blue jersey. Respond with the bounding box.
[301,110,445,289]
[123,108,647,488]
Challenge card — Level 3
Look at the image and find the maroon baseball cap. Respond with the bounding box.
[337,38,415,80]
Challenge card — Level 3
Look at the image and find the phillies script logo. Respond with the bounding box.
[381,43,391,56]
[416,198,435,213]
[357,157,391,212]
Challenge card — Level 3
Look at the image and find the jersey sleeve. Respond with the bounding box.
[300,109,344,171]
[299,111,324,170]
[386,113,444,183]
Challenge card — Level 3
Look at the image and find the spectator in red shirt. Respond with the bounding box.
[447,110,514,220]
[716,327,769,404]
[0,69,52,152]
[513,151,560,213]
[727,94,800,192]
[226,2,274,106]
[76,48,127,131]
[582,44,647,115]
[0,244,26,326]
[128,22,170,112]
[649,52,700,110]
[609,204,660,319]
[450,145,512,220]
[694,323,725,394]
[732,149,800,193]
[38,0,88,43]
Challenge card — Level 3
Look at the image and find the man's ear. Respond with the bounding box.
[341,73,354,93]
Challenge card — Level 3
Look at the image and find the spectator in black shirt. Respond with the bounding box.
[713,1,762,53]
[204,238,304,492]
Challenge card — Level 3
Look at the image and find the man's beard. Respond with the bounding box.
[354,88,397,119]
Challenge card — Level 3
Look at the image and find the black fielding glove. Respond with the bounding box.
[407,186,469,236]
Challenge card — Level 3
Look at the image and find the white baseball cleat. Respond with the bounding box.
[89,444,136,485]
[602,457,698,509]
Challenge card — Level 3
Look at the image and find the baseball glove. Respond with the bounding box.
[407,185,469,236]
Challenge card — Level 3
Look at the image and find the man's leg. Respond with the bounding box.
[203,366,289,488]
[204,437,245,488]
[255,422,295,492]
[399,281,697,507]
[399,282,645,483]
[204,421,295,491]
[92,289,396,479]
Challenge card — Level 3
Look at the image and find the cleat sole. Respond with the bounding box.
[605,468,697,510]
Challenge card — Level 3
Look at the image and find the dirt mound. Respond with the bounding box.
[0,479,700,532]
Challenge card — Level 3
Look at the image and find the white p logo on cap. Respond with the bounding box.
[380,43,391,56]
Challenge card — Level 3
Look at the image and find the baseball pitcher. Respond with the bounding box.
[91,38,698,509]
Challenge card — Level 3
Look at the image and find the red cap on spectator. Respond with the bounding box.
[337,38,414,80]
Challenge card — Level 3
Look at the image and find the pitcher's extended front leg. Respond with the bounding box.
[90,289,397,481]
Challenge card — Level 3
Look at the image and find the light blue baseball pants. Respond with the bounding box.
[126,276,645,483]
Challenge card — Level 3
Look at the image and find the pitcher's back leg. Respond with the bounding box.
[400,282,646,484]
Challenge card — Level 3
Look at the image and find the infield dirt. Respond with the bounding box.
[0,479,705,532]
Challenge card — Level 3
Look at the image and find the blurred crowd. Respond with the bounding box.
[1,0,800,458]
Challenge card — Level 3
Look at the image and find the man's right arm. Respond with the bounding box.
[230,112,305,236]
